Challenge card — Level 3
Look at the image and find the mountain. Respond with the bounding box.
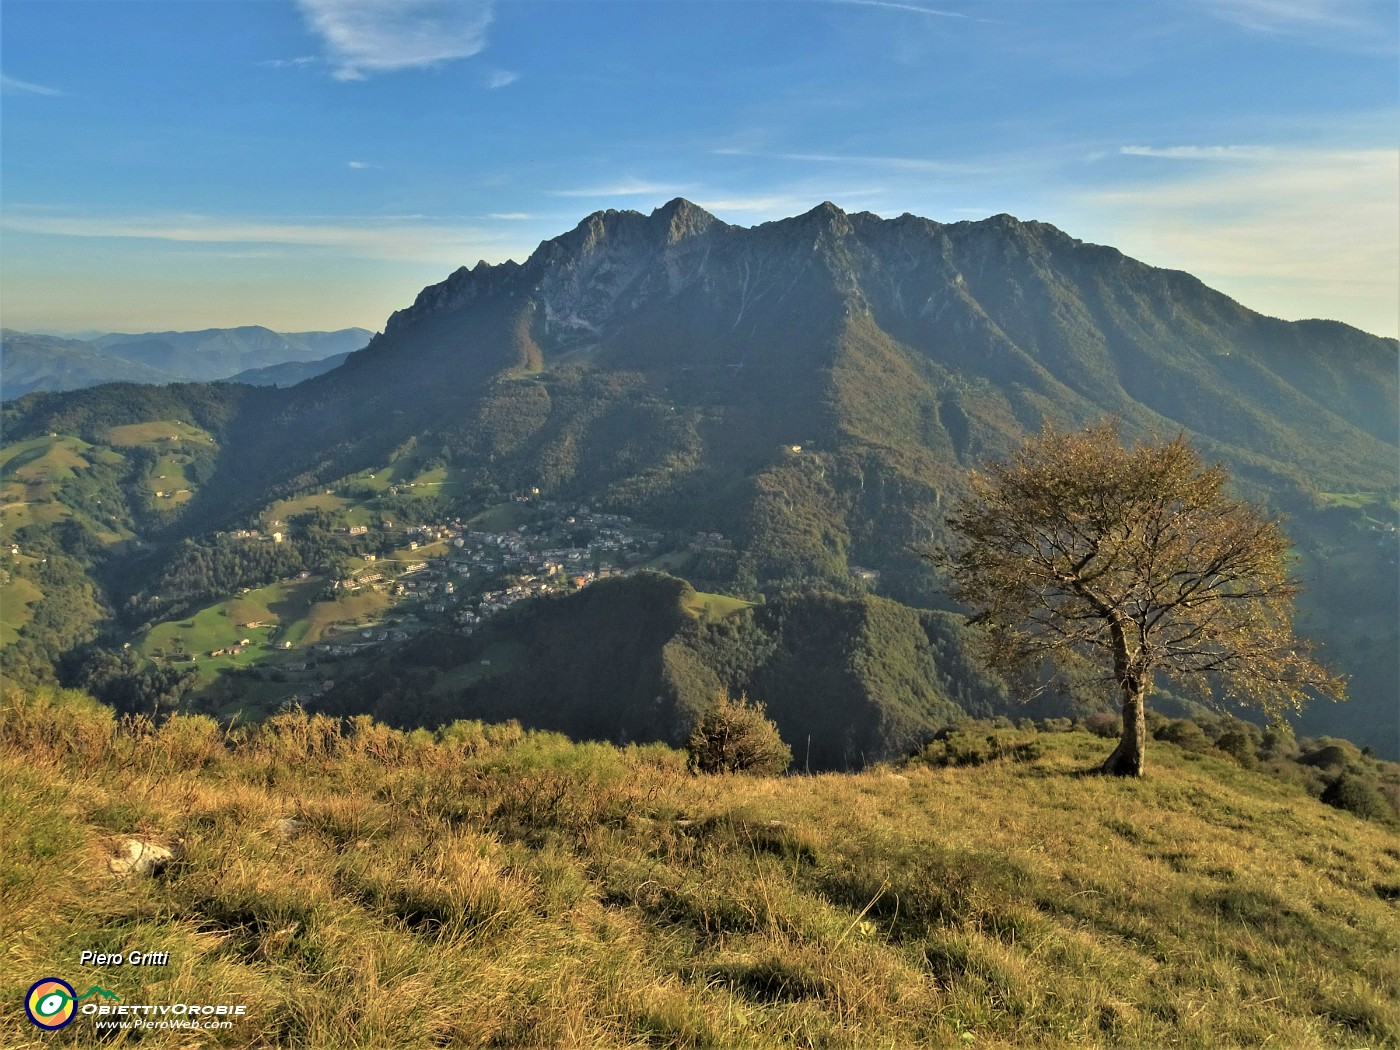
[0,330,172,398]
[0,326,373,397]
[92,325,373,382]
[227,351,351,387]
[2,201,1395,758]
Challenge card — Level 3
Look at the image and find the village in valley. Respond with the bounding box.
[136,482,733,716]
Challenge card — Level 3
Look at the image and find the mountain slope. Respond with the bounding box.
[5,687,1398,1049]
[94,325,373,382]
[1,327,374,397]
[0,330,172,398]
[320,572,993,766]
[2,201,1395,754]
[227,352,351,387]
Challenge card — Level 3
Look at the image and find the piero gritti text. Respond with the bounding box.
[80,950,170,967]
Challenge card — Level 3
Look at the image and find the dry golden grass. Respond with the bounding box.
[2,687,1397,1048]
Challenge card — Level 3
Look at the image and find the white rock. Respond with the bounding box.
[109,840,173,878]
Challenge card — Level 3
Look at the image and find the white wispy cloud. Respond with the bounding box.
[548,179,693,199]
[347,160,376,169]
[1072,147,1399,336]
[1202,0,1396,50]
[692,195,813,213]
[1205,0,1367,32]
[295,0,493,81]
[825,0,971,19]
[0,210,521,265]
[1120,145,1277,160]
[1,73,64,96]
[486,69,518,89]
[488,212,533,220]
[713,146,989,174]
[260,56,319,69]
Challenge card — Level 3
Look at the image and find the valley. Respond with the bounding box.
[2,201,1396,766]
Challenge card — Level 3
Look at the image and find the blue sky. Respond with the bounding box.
[2,0,1396,337]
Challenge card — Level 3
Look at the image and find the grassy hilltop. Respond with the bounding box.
[2,687,1397,1049]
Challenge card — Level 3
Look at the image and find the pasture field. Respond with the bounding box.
[261,490,353,524]
[105,419,216,447]
[143,451,198,507]
[685,589,756,621]
[467,502,531,532]
[0,575,43,645]
[3,691,1397,1050]
[0,434,101,479]
[0,499,70,546]
[1,435,133,545]
[429,640,528,693]
[137,579,397,671]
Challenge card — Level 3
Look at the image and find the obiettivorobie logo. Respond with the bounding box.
[23,975,248,1033]
[24,978,120,1030]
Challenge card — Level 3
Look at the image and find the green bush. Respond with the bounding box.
[686,692,792,775]
[1214,727,1260,768]
[1321,774,1395,823]
[1154,719,1210,753]
[913,723,1044,768]
[1299,739,1362,771]
[1082,711,1122,739]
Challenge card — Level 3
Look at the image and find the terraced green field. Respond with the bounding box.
[0,575,43,645]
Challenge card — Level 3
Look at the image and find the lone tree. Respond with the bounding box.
[942,422,1343,776]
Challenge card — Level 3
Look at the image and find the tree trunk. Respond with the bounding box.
[1102,683,1147,776]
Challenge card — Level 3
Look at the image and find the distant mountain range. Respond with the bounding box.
[0,325,372,397]
[3,200,1395,758]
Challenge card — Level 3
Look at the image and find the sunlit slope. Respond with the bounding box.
[3,688,1396,1049]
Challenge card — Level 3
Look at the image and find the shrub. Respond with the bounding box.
[1321,775,1395,823]
[912,723,1044,768]
[1214,727,1260,768]
[1299,739,1362,771]
[1154,719,1210,753]
[1082,710,1122,739]
[1258,722,1299,761]
[686,692,791,775]
[145,714,226,770]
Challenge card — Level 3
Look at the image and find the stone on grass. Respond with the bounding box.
[109,840,173,878]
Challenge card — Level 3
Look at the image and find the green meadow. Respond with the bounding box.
[0,576,43,645]
[137,579,394,687]
[2,688,1396,1049]
[105,420,216,447]
[0,435,129,545]
[685,589,756,621]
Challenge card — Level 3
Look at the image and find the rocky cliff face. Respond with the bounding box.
[383,198,1313,359]
[369,199,1395,490]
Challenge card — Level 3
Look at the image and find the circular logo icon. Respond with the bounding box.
[25,978,77,1030]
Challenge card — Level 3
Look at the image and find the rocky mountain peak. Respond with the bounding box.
[650,198,721,243]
